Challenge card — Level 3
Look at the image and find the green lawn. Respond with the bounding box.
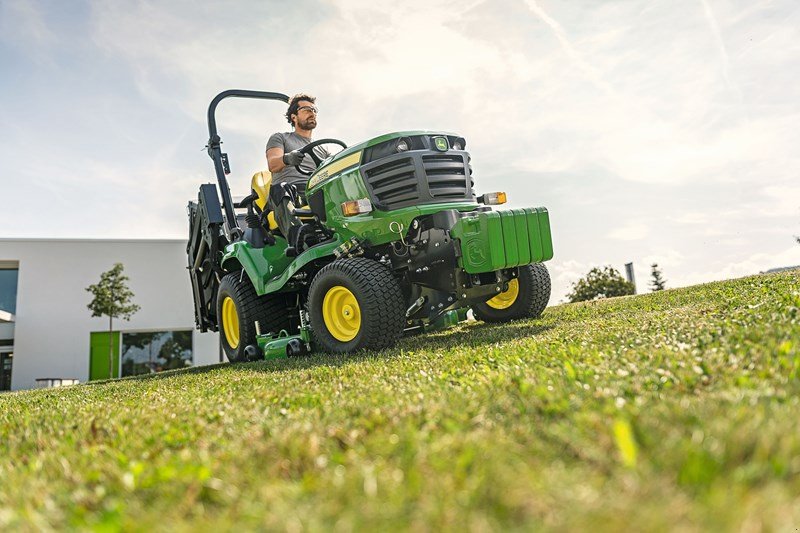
[1,271,799,531]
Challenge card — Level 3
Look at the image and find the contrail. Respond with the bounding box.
[523,0,616,97]
[699,0,743,102]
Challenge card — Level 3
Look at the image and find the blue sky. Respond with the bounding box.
[1,0,798,301]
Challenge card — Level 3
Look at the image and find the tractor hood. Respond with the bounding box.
[307,131,464,189]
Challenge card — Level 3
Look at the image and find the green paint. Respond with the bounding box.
[500,211,520,265]
[256,330,294,358]
[423,309,464,332]
[513,209,532,265]
[451,208,553,274]
[89,331,120,380]
[536,207,554,261]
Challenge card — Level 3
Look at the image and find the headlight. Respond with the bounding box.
[396,138,410,152]
[452,137,466,150]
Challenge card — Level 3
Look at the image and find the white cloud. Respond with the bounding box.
[680,244,800,287]
[608,223,649,241]
[758,185,800,218]
[0,0,55,49]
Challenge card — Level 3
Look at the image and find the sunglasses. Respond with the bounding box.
[297,105,319,114]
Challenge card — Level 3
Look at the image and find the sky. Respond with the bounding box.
[1,0,798,302]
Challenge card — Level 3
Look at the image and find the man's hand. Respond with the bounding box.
[282,150,304,167]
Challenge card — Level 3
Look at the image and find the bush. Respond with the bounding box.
[567,266,635,302]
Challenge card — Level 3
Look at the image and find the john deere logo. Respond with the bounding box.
[466,239,487,267]
[433,137,449,151]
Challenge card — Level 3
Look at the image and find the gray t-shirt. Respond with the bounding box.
[266,132,331,192]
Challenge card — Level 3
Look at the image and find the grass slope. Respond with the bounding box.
[1,272,799,531]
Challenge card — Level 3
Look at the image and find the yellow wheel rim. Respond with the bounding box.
[221,296,240,349]
[322,285,362,342]
[486,278,519,310]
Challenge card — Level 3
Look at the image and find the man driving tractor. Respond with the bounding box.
[190,89,553,359]
[265,93,331,240]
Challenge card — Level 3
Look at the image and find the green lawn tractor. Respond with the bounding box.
[187,90,554,361]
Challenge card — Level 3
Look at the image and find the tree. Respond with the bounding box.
[158,337,191,371]
[86,263,140,379]
[567,266,635,303]
[650,263,667,291]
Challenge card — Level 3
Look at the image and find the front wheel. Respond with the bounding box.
[472,263,551,323]
[307,258,405,353]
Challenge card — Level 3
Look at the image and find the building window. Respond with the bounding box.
[120,330,193,377]
[0,350,11,391]
[0,268,18,315]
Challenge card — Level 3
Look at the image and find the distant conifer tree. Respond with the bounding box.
[650,263,667,292]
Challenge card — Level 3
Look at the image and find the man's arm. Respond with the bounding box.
[267,147,287,173]
[266,132,305,173]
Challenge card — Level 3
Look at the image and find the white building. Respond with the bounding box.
[0,239,220,391]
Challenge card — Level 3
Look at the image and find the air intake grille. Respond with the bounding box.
[361,151,474,210]
[364,157,419,206]
[423,154,470,198]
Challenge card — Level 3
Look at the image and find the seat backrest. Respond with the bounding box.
[251,170,272,212]
[250,170,279,231]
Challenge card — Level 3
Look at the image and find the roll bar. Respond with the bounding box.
[206,90,290,239]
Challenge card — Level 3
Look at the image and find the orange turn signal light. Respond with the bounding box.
[481,192,507,205]
[341,198,373,216]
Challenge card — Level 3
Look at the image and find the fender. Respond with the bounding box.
[221,235,344,294]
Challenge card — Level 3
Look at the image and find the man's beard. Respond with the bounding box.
[298,117,317,131]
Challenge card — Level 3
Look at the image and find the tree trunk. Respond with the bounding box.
[108,314,114,379]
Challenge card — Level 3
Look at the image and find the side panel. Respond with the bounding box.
[221,239,294,294]
[221,237,343,295]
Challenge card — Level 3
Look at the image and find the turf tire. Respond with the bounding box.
[308,258,405,353]
[217,271,291,363]
[472,263,551,323]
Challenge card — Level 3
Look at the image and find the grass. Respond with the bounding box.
[1,271,799,531]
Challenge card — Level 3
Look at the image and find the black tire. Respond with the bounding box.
[217,271,291,363]
[308,258,405,353]
[472,263,551,323]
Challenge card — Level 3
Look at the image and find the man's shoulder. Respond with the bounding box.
[269,131,296,141]
[266,131,296,149]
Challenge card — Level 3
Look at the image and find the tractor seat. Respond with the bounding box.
[250,170,316,235]
[251,170,278,231]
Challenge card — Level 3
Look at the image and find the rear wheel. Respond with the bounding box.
[472,263,551,323]
[217,272,290,362]
[308,258,405,353]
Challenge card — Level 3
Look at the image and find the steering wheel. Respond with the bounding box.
[295,138,348,176]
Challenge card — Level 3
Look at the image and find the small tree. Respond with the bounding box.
[567,266,635,303]
[86,263,140,379]
[649,263,667,291]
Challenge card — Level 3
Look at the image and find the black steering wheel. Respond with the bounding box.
[295,138,348,176]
